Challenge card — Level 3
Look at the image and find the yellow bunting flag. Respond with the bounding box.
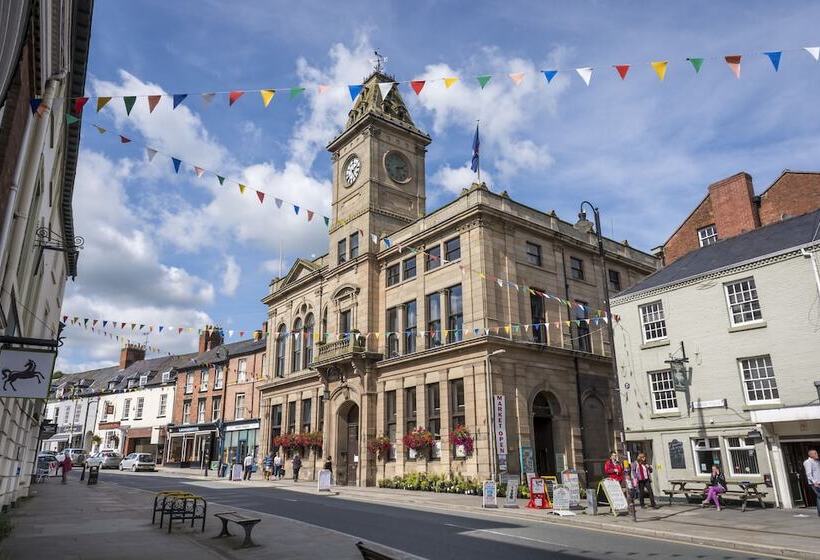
[443,77,459,88]
[260,89,275,107]
[238,183,246,194]
[650,61,668,81]
[96,97,112,112]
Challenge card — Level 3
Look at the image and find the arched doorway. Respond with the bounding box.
[533,392,556,476]
[336,402,359,486]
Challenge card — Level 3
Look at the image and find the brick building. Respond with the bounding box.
[660,171,820,265]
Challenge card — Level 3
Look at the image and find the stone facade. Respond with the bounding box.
[258,72,658,487]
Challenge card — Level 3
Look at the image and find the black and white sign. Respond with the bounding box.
[601,478,629,512]
[493,395,507,458]
[0,348,56,399]
[504,475,519,508]
[553,485,571,511]
[668,439,686,469]
[482,480,498,508]
[561,469,581,507]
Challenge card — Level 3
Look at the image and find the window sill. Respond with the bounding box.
[649,410,681,419]
[641,339,670,350]
[728,321,767,333]
[741,402,782,411]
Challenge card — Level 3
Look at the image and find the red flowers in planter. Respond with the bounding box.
[402,427,434,451]
[449,425,474,456]
[367,435,392,458]
[273,431,323,451]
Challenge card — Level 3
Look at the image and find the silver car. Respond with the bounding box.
[119,453,155,472]
[86,450,122,469]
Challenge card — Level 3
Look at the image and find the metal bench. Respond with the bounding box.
[214,511,262,549]
[152,491,196,527]
[166,494,207,534]
[356,541,395,560]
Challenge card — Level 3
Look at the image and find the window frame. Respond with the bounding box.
[235,393,246,421]
[692,437,723,476]
[402,256,416,280]
[648,370,679,413]
[200,369,209,391]
[185,373,194,394]
[349,232,359,259]
[569,256,585,281]
[426,292,441,348]
[214,366,224,389]
[238,358,248,382]
[337,238,347,265]
[303,314,315,368]
[122,399,131,420]
[157,394,167,418]
[211,396,221,421]
[446,285,463,344]
[386,307,399,358]
[444,237,461,262]
[135,397,145,420]
[386,263,400,287]
[698,224,718,247]
[639,301,668,343]
[287,401,297,433]
[197,398,206,423]
[608,269,622,292]
[426,244,441,271]
[182,401,191,424]
[301,398,312,433]
[275,324,287,377]
[738,355,779,404]
[725,436,761,477]
[426,383,441,459]
[450,379,465,432]
[403,300,417,354]
[724,277,763,327]
[525,241,542,267]
[292,318,303,373]
[385,390,397,461]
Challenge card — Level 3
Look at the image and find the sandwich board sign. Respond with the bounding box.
[0,348,56,399]
[504,475,519,508]
[317,469,332,492]
[599,478,629,516]
[482,480,498,508]
[551,485,576,516]
[561,469,581,507]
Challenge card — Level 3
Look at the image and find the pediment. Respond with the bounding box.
[281,258,319,287]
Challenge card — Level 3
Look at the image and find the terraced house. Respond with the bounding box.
[258,71,658,487]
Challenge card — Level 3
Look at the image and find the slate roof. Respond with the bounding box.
[177,337,267,370]
[617,209,820,298]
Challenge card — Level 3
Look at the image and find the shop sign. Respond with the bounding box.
[176,426,200,433]
[0,348,57,398]
[226,421,260,432]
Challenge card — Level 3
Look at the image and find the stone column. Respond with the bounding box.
[357,360,378,486]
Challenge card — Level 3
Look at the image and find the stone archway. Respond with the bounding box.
[336,401,360,486]
[532,391,559,476]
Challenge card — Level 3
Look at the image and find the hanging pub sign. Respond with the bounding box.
[0,348,57,399]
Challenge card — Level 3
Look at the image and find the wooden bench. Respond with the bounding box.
[214,512,262,549]
[663,479,768,511]
[356,541,395,560]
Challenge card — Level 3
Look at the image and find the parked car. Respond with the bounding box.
[62,448,87,464]
[119,453,155,472]
[86,450,123,469]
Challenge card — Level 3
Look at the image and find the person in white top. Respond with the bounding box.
[273,454,283,480]
[803,449,820,517]
[243,453,254,480]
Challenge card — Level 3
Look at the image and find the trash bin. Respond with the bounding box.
[586,488,598,515]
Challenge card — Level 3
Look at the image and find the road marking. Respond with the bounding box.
[445,523,569,548]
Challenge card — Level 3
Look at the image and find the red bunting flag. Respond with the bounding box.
[725,55,742,78]
[73,97,89,113]
[119,135,131,143]
[307,210,314,222]
[147,95,162,113]
[410,80,426,95]
[614,65,630,80]
[194,166,205,177]
[256,190,265,204]
[228,91,245,106]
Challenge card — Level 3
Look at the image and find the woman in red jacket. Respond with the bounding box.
[604,451,625,483]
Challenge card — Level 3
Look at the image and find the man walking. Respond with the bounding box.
[243,452,254,480]
[292,454,302,482]
[804,449,820,517]
[274,453,283,480]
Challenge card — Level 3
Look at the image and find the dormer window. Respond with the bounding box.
[139,375,148,387]
[161,371,171,383]
[108,381,116,391]
[127,378,136,389]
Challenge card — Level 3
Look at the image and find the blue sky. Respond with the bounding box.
[58,0,820,371]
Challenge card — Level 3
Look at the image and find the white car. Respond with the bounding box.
[119,453,156,472]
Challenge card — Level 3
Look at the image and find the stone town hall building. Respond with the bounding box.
[258,71,657,486]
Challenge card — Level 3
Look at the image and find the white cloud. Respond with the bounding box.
[221,256,241,296]
[431,164,494,194]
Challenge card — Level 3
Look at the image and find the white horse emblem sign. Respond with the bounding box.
[0,348,56,399]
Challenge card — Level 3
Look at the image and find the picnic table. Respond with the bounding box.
[664,479,768,511]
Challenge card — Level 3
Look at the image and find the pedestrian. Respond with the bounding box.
[60,452,73,484]
[263,452,273,481]
[274,453,283,480]
[803,449,820,517]
[630,452,658,509]
[701,465,726,511]
[292,453,302,482]
[604,451,625,484]
[323,455,332,473]
[243,452,254,480]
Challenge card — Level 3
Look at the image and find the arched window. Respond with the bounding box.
[304,314,315,368]
[321,308,328,342]
[292,318,303,372]
[275,324,287,377]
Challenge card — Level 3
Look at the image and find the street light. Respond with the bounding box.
[485,349,506,482]
[578,201,636,522]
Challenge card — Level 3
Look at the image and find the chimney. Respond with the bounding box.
[120,343,145,369]
[198,325,224,353]
[261,320,269,335]
[253,329,263,342]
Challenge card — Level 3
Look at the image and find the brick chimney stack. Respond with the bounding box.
[119,343,145,369]
[198,325,224,353]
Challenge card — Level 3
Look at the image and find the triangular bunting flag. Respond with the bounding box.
[65,113,80,125]
[73,97,89,113]
[764,51,781,71]
[172,157,182,173]
[217,175,225,185]
[687,57,704,73]
[274,198,283,208]
[804,47,820,61]
[289,87,305,98]
[576,67,593,86]
[256,190,265,204]
[543,70,558,83]
[317,85,330,94]
[650,61,668,81]
[476,75,492,88]
[260,89,275,107]
[377,82,394,100]
[228,91,244,106]
[172,94,188,109]
[119,135,131,143]
[238,183,246,194]
[443,77,459,88]
[614,65,630,80]
[348,84,363,100]
[323,216,329,226]
[508,72,525,85]
[178,327,184,334]
[147,95,161,113]
[93,124,106,134]
[201,92,216,106]
[410,80,425,95]
[96,96,112,112]
[724,55,741,78]
[102,320,107,328]
[146,148,158,161]
[123,96,137,115]
[192,166,204,177]
[371,234,378,244]
[293,205,300,215]
[307,210,314,222]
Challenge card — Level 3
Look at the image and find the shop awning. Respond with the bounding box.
[44,434,69,443]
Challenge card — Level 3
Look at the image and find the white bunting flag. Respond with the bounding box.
[576,67,593,86]
[377,82,395,101]
[804,47,820,61]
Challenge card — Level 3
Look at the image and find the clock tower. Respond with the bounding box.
[326,71,431,261]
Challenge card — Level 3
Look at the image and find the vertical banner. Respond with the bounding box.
[493,395,508,472]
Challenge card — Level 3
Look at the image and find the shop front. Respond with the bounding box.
[221,419,260,474]
[166,423,218,469]
[124,427,155,457]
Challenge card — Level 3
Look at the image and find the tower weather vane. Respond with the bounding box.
[371,50,387,73]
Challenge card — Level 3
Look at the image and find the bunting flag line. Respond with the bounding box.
[42,43,820,117]
[79,121,330,227]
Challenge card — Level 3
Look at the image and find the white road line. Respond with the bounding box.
[445,523,569,548]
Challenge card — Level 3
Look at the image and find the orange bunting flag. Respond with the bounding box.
[410,80,426,95]
[260,89,275,107]
[317,85,330,94]
[256,190,265,204]
[147,95,162,113]
[194,166,205,177]
[614,65,630,80]
[508,72,525,85]
[228,90,245,106]
[725,55,742,78]
[650,61,668,81]
[238,183,246,194]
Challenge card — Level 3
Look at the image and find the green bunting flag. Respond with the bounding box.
[217,175,225,185]
[289,87,305,98]
[123,96,137,115]
[688,58,704,73]
[476,75,492,89]
[65,113,80,125]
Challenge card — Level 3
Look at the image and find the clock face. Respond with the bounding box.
[385,151,411,183]
[344,155,360,187]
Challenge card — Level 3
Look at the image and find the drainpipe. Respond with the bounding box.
[801,248,820,299]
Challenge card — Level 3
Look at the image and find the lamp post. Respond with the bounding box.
[578,201,636,522]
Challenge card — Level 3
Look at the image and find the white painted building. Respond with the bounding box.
[0,0,92,510]
[612,209,820,509]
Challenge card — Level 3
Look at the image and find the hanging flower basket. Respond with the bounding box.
[273,433,297,450]
[449,425,474,457]
[367,435,392,459]
[402,427,434,456]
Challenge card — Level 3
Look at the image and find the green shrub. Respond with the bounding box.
[0,513,12,541]
[377,472,482,494]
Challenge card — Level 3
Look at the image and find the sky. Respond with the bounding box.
[57,0,820,372]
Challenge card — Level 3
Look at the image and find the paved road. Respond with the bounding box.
[104,471,771,560]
